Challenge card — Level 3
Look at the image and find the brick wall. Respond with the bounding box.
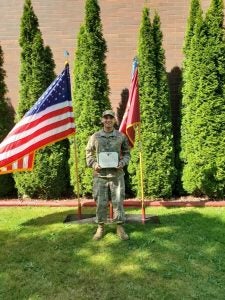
[0,0,212,111]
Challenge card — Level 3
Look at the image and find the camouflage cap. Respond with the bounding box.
[102,110,115,117]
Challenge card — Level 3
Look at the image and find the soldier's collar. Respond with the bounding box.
[100,129,116,137]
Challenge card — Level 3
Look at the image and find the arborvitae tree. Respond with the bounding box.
[17,0,39,119]
[181,0,225,197]
[0,45,15,197]
[128,8,156,197]
[181,0,203,130]
[180,1,204,183]
[129,8,175,198]
[70,0,111,195]
[152,13,176,195]
[179,0,202,195]
[14,0,71,199]
[183,0,202,56]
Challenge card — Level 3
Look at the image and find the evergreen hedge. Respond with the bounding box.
[14,0,71,199]
[129,8,175,198]
[70,0,111,196]
[181,0,225,198]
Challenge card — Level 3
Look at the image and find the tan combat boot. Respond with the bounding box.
[93,224,104,240]
[116,225,129,240]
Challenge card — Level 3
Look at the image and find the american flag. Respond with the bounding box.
[0,64,75,174]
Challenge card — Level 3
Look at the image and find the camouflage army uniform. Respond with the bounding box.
[86,129,130,224]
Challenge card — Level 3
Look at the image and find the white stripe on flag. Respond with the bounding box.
[0,111,74,150]
[0,122,75,161]
[11,101,73,132]
[12,160,18,169]
[23,155,29,168]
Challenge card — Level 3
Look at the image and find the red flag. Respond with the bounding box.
[0,65,75,174]
[119,59,140,147]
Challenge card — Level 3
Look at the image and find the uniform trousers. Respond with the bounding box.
[93,174,126,224]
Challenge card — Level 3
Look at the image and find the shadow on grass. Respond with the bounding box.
[1,209,225,299]
[21,209,77,226]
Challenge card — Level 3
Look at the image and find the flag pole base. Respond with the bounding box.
[141,206,146,224]
[64,213,160,224]
[64,213,96,223]
[77,203,82,220]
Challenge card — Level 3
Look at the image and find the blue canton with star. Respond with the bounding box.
[25,65,72,117]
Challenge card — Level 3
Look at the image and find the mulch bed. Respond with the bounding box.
[0,196,225,207]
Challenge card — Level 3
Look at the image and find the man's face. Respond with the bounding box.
[102,115,116,130]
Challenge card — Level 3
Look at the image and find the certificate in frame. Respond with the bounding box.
[98,152,119,168]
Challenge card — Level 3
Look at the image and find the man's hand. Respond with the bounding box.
[116,162,123,170]
[94,164,101,171]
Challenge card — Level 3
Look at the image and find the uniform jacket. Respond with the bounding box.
[86,129,131,178]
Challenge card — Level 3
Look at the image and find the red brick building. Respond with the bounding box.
[0,0,212,111]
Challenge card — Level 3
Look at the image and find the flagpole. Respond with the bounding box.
[64,51,82,219]
[138,124,145,223]
[73,135,82,219]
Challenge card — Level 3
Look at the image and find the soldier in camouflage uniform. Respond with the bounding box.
[86,110,131,240]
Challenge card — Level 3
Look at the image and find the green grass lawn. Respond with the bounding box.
[1,206,225,300]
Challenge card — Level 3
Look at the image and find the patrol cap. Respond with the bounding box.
[102,110,115,118]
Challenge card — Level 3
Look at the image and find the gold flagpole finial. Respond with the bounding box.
[64,50,69,66]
